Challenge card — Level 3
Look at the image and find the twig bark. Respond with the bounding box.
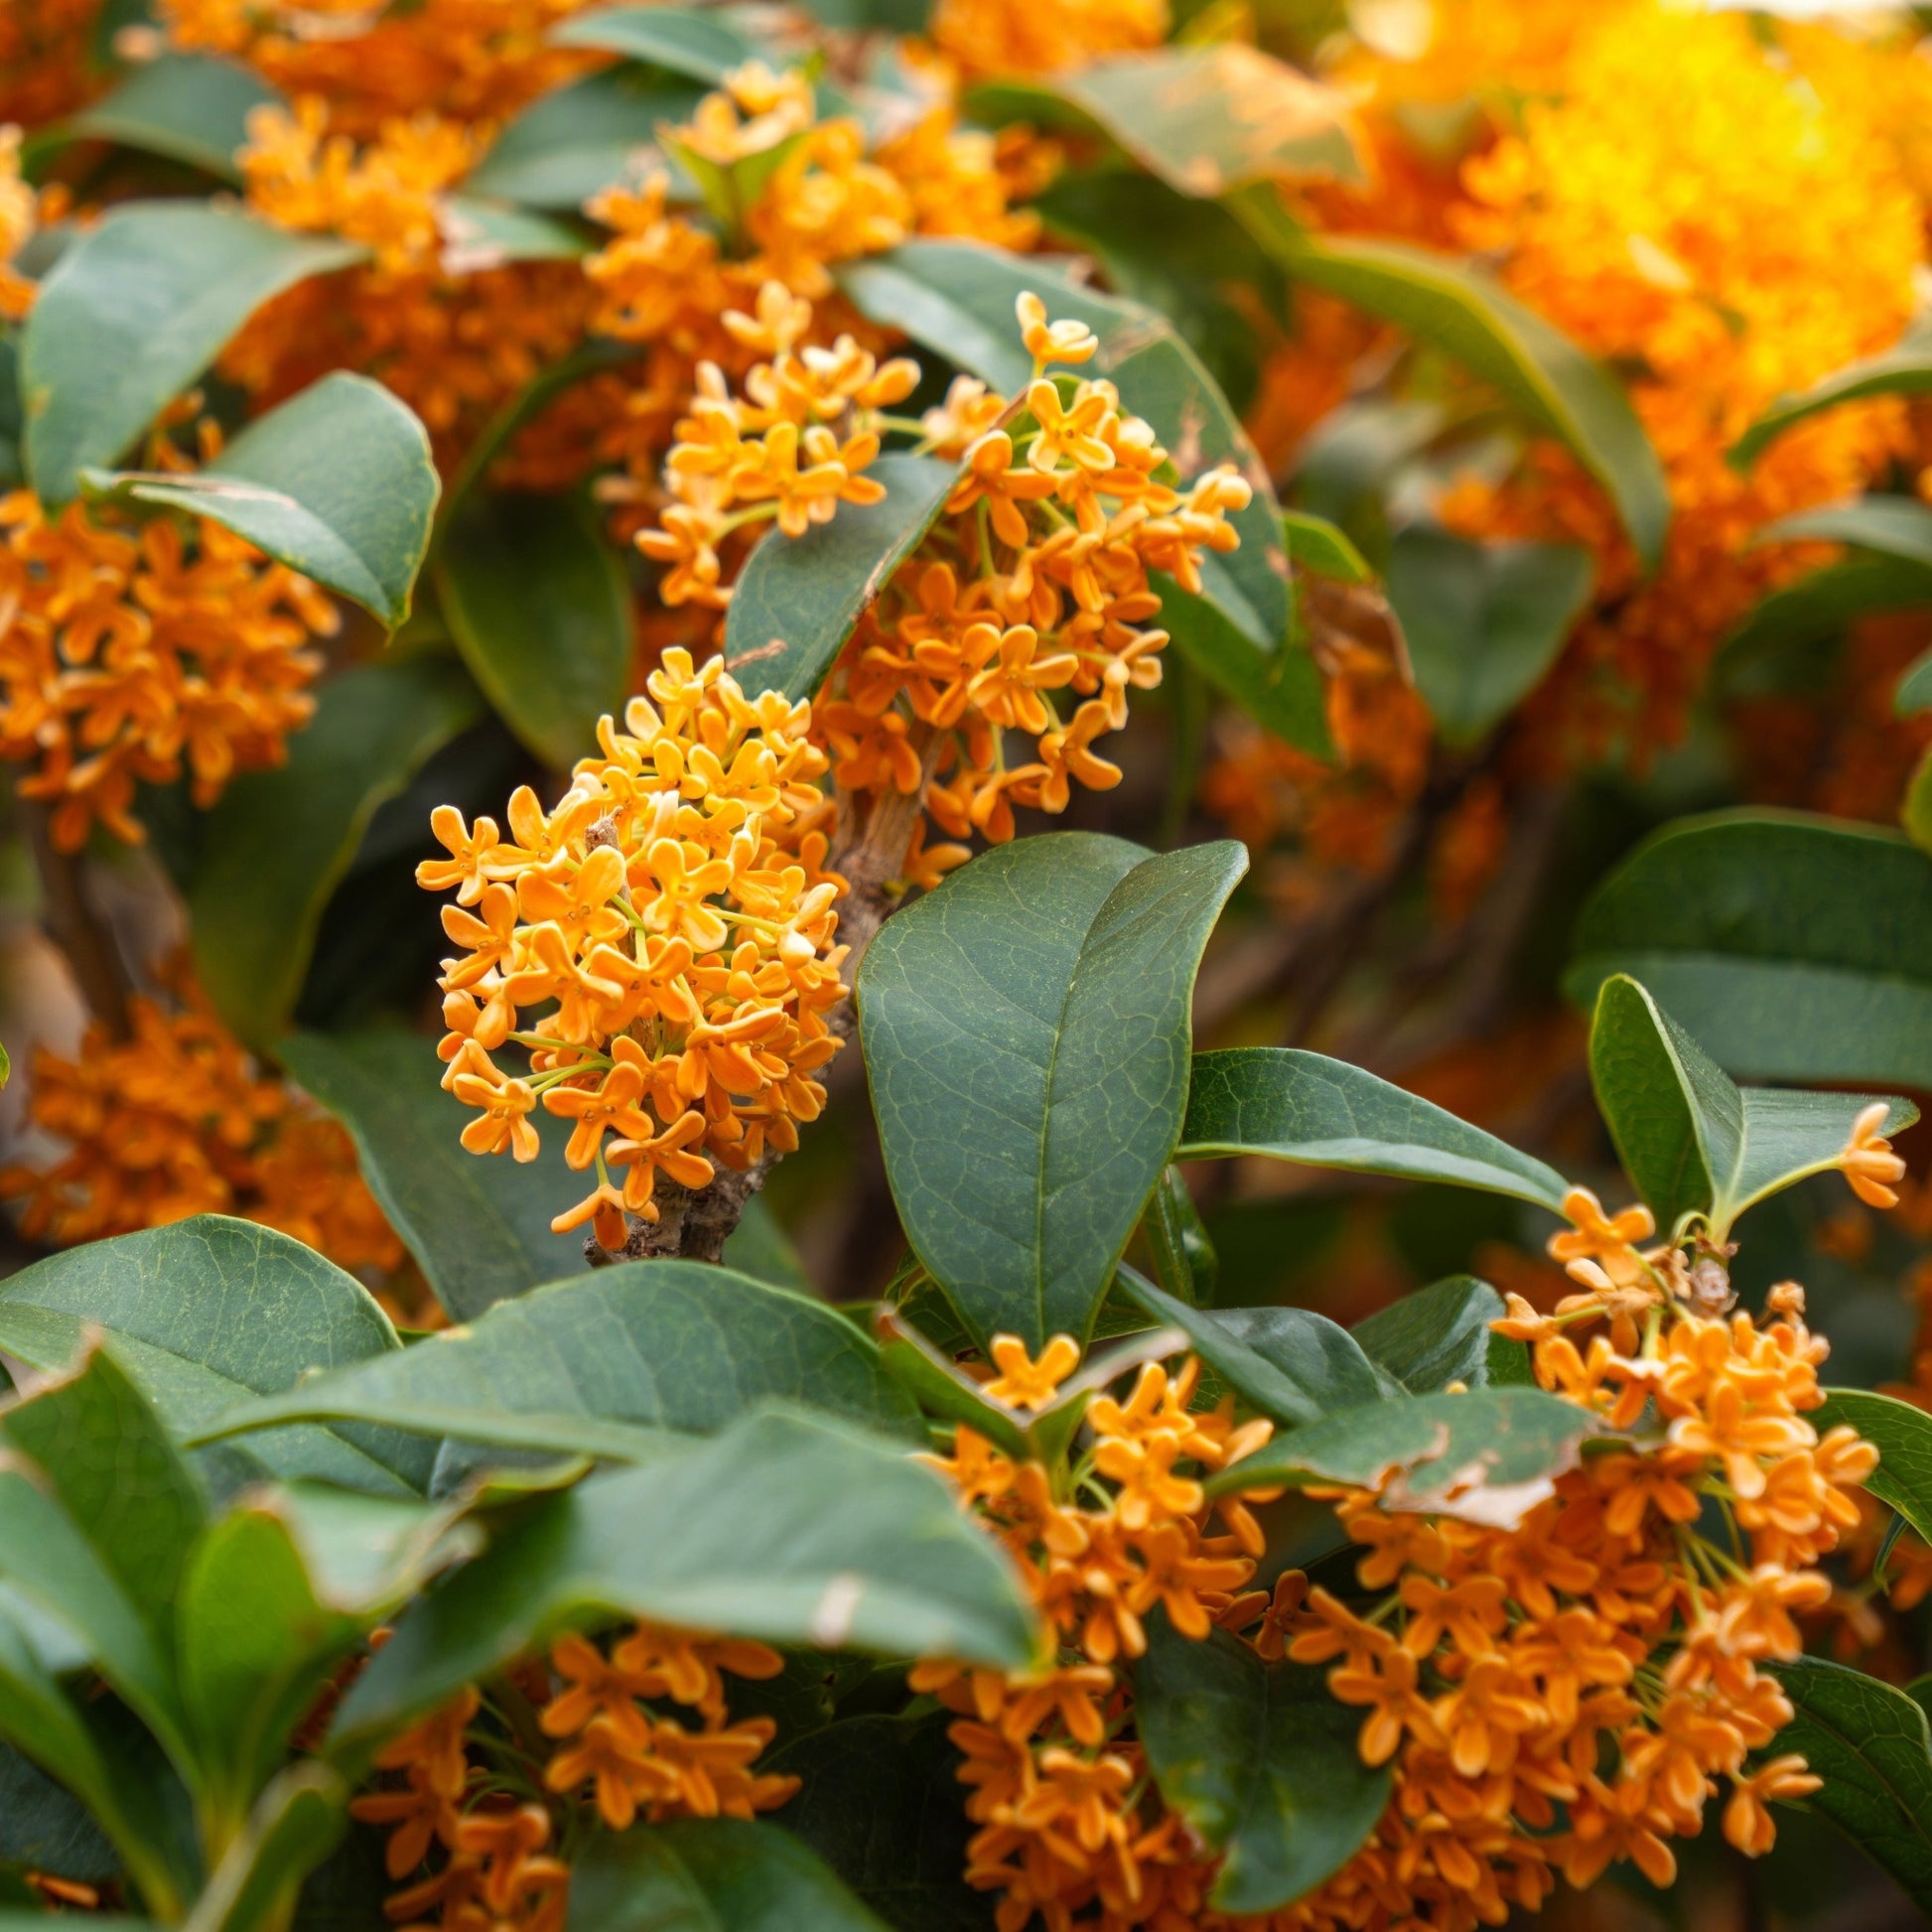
[21,802,131,1040]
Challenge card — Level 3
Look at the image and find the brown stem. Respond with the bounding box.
[22,803,131,1039]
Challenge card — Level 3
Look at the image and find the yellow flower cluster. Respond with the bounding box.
[0,456,336,852]
[929,0,1168,80]
[0,0,100,126]
[0,968,399,1273]
[350,1621,796,1932]
[0,123,43,321]
[418,649,846,1250]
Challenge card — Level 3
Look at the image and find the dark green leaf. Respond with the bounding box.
[467,71,706,208]
[1178,1046,1569,1210]
[196,1261,921,1455]
[568,1818,890,1932]
[1566,809,1932,1087]
[1161,580,1330,758]
[436,490,629,769]
[1282,510,1370,583]
[858,834,1246,1347]
[769,1714,988,1932]
[548,6,759,79]
[21,204,359,502]
[1136,1614,1388,1913]
[1351,1277,1505,1394]
[721,1198,812,1293]
[1758,494,1932,569]
[722,455,959,702]
[189,654,482,1049]
[1897,648,1932,718]
[1723,557,1932,672]
[837,241,1289,648]
[1235,208,1670,573]
[1208,1387,1601,1526]
[0,1217,430,1496]
[331,1408,1040,1759]
[67,56,279,183]
[1385,528,1591,747]
[1814,1390,1932,1551]
[1144,1168,1214,1307]
[0,1741,118,1884]
[1113,1266,1393,1427]
[86,372,437,627]
[191,1765,347,1932]
[1765,1657,1932,1913]
[279,1027,585,1319]
[1732,331,1932,469]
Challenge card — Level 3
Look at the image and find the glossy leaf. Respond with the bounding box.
[1732,331,1932,469]
[1144,1168,1215,1308]
[1161,581,1330,758]
[1758,493,1932,569]
[189,654,482,1049]
[1350,1277,1506,1394]
[1766,1657,1932,1912]
[858,834,1246,1347]
[549,6,759,77]
[436,490,629,769]
[1814,1389,1932,1550]
[721,455,959,702]
[1114,1267,1394,1427]
[67,55,278,183]
[568,1818,891,1932]
[0,1217,430,1496]
[86,373,438,627]
[1566,809,1932,1087]
[837,241,1289,647]
[1723,557,1932,670]
[0,1742,118,1883]
[466,70,705,208]
[1208,1386,1601,1528]
[1137,1615,1388,1912]
[1235,208,1670,573]
[1385,528,1592,747]
[1178,1046,1569,1210]
[1282,510,1371,583]
[331,1408,1039,1758]
[21,204,360,502]
[197,1261,921,1457]
[278,1028,585,1318]
[1587,974,1915,1237]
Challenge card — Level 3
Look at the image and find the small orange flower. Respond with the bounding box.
[981,1332,1082,1409]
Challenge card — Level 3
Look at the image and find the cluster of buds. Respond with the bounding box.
[418,649,846,1250]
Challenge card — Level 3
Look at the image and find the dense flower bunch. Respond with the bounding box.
[351,1620,794,1931]
[928,0,1168,80]
[644,291,1255,879]
[1,122,47,321]
[418,648,846,1249]
[0,0,101,126]
[0,436,337,852]
[0,967,399,1272]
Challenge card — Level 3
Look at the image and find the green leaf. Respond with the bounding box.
[1899,649,1932,718]
[1282,510,1371,583]
[1144,1168,1214,1307]
[1566,809,1932,1087]
[195,1261,921,1458]
[858,834,1246,1347]
[569,1818,891,1932]
[21,204,360,502]
[0,1741,118,1883]
[84,373,437,627]
[1731,330,1932,470]
[1236,211,1670,573]
[439,196,589,265]
[1136,1614,1388,1913]
[2,1347,207,1649]
[0,1217,430,1497]
[1178,1046,1569,1210]
[1587,974,1915,1237]
[466,70,706,208]
[1813,1390,1932,1550]
[185,1764,347,1932]
[721,1197,811,1293]
[837,240,1290,649]
[67,55,280,183]
[1351,1277,1506,1394]
[435,490,629,769]
[549,6,759,77]
[1207,1386,1602,1526]
[1908,747,1932,857]
[189,654,482,1050]
[1385,528,1591,747]
[1722,557,1932,672]
[1758,493,1932,569]
[721,455,959,702]
[278,1027,584,1317]
[1765,1657,1932,1913]
[331,1408,1039,1760]
[768,1714,988,1932]
[970,46,1360,197]
[1113,1267,1393,1427]
[1161,580,1330,759]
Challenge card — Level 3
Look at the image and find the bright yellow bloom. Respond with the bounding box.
[1839,1099,1908,1210]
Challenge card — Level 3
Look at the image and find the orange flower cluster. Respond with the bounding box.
[0,455,336,851]
[0,973,399,1273]
[350,1621,796,1931]
[913,1338,1278,1930]
[929,0,1168,80]
[643,291,1255,881]
[418,648,846,1248]
[1,122,45,321]
[0,0,101,127]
